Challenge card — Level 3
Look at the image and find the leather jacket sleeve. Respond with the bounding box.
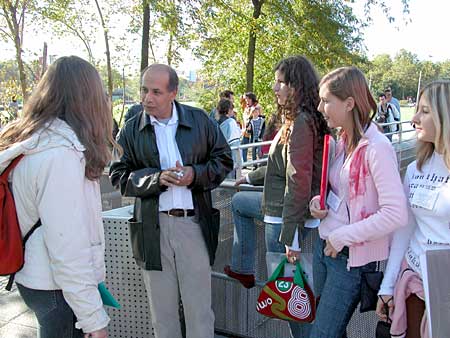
[189,120,233,191]
[280,114,315,246]
[110,128,167,198]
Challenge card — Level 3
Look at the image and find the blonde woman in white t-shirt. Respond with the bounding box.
[377,80,450,338]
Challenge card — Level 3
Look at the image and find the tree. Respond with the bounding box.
[140,0,150,71]
[245,0,264,92]
[34,0,96,63]
[192,0,364,111]
[438,60,450,79]
[93,0,113,107]
[0,0,32,102]
[366,54,393,95]
[390,49,419,99]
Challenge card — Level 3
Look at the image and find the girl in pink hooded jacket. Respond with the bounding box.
[308,66,408,338]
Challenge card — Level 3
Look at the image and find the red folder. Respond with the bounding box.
[319,135,335,210]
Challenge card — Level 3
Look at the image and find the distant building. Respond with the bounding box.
[188,70,197,82]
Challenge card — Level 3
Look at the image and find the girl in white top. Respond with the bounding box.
[0,56,118,338]
[377,80,450,337]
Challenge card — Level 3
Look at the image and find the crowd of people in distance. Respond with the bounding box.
[0,53,449,338]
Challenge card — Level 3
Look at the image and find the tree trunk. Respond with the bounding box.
[140,0,150,71]
[41,42,48,78]
[2,2,28,102]
[245,0,264,93]
[93,0,113,111]
[14,31,27,102]
[167,32,173,66]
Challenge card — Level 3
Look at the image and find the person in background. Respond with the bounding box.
[0,56,114,338]
[209,89,234,120]
[260,113,281,158]
[309,66,408,338]
[385,87,401,115]
[246,104,265,163]
[224,55,329,338]
[110,64,232,338]
[216,98,241,178]
[376,80,450,338]
[241,92,258,163]
[376,92,400,141]
[227,104,242,129]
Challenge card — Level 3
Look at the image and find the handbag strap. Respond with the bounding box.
[268,257,307,289]
[379,296,393,324]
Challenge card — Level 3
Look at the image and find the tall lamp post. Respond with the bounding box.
[416,55,434,104]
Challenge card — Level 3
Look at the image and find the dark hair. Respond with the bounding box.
[0,56,117,180]
[378,93,386,98]
[217,98,233,115]
[263,113,281,139]
[245,92,257,104]
[384,87,392,93]
[141,64,179,91]
[220,90,234,99]
[274,55,329,143]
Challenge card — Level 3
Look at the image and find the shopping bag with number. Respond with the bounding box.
[256,257,316,323]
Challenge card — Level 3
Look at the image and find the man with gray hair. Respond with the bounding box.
[110,64,233,338]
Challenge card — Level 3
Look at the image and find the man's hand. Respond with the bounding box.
[84,328,107,338]
[286,246,301,264]
[159,169,182,187]
[162,160,194,187]
[324,239,339,258]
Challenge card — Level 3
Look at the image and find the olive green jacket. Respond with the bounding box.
[248,111,324,245]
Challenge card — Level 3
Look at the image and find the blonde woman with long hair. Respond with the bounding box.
[376,80,450,338]
[0,56,117,338]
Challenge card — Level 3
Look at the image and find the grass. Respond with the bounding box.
[401,106,415,122]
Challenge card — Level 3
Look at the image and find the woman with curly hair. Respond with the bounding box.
[224,55,329,337]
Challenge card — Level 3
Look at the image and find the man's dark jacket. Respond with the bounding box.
[110,101,233,270]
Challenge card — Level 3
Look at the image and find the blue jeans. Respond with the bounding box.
[230,191,310,338]
[230,191,285,274]
[309,238,375,338]
[241,136,250,163]
[17,283,84,338]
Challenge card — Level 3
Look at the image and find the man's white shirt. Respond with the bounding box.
[149,104,194,211]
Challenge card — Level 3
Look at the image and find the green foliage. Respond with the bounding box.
[191,0,364,114]
[367,49,450,100]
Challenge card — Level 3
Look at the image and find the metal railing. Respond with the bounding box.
[229,120,417,181]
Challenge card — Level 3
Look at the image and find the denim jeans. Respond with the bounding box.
[230,191,285,274]
[241,136,250,163]
[309,238,376,338]
[230,191,310,338]
[16,283,83,338]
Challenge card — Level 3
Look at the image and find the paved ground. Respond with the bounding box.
[0,277,230,338]
[0,277,36,338]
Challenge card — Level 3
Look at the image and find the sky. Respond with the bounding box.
[353,0,450,62]
[1,0,449,74]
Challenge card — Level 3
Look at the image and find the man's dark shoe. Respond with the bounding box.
[224,265,255,289]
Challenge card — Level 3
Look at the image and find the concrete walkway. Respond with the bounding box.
[0,277,36,338]
[0,277,230,338]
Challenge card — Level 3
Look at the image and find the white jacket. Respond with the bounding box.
[0,119,109,333]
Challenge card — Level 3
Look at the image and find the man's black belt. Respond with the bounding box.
[161,209,195,217]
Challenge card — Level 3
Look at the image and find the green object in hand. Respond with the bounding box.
[98,282,121,309]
